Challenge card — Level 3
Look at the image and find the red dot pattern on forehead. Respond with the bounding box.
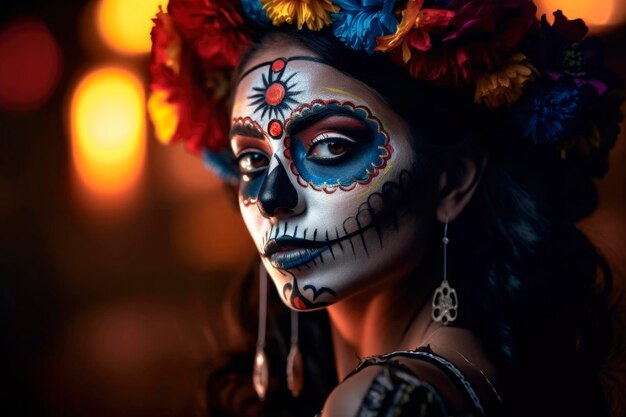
[265,83,286,107]
[271,58,285,72]
[268,119,283,139]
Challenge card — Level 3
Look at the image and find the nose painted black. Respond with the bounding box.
[258,156,298,217]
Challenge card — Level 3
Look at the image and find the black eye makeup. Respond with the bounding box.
[230,117,272,180]
[306,132,356,165]
[237,150,269,180]
[288,112,374,167]
[283,100,393,192]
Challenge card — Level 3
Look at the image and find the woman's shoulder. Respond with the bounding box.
[319,341,502,417]
[319,354,449,417]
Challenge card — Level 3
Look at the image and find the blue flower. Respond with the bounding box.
[331,0,398,53]
[519,82,588,144]
[241,0,270,24]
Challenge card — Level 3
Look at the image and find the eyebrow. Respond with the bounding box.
[230,123,265,140]
[287,107,368,138]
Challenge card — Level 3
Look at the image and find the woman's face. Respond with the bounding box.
[230,41,432,310]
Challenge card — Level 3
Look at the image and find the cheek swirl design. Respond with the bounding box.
[247,58,302,124]
[283,100,393,193]
[283,274,337,310]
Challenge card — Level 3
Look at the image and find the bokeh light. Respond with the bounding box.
[0,18,62,112]
[95,0,168,55]
[535,0,626,29]
[70,66,146,197]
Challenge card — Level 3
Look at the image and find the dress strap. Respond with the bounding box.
[346,345,486,417]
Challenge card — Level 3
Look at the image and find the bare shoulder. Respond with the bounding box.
[321,328,503,417]
[321,366,381,417]
[320,362,448,417]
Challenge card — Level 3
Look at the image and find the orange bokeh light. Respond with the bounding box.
[95,0,167,55]
[535,0,626,28]
[70,66,146,197]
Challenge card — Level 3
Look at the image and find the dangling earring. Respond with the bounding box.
[253,263,269,401]
[286,309,303,397]
[432,217,458,325]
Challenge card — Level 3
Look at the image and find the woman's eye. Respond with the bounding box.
[237,152,269,178]
[307,135,355,163]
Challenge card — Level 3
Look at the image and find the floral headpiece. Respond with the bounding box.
[148,0,623,179]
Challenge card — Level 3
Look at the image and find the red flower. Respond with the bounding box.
[169,0,251,69]
[148,1,251,153]
[444,0,536,51]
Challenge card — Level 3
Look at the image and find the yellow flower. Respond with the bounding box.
[261,0,340,31]
[474,53,539,108]
[147,88,179,145]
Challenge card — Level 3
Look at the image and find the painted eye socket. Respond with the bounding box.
[237,151,269,179]
[307,133,356,164]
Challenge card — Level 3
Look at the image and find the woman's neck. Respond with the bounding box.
[326,263,440,380]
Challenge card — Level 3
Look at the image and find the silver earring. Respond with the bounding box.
[253,263,269,401]
[432,217,458,325]
[286,310,303,397]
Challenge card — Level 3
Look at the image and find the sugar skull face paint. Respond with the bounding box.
[231,43,430,310]
[284,100,392,192]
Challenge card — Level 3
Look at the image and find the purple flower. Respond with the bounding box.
[540,10,610,95]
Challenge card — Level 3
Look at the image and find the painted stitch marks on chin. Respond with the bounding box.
[283,100,393,193]
[261,168,416,272]
[282,277,336,310]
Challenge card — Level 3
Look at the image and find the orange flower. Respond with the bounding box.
[474,53,539,108]
[376,0,454,63]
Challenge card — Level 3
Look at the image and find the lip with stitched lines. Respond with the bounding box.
[262,216,381,270]
[263,237,329,270]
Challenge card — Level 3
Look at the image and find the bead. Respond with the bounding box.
[286,342,303,397]
[253,348,269,400]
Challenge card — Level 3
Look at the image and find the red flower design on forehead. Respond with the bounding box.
[247,58,303,120]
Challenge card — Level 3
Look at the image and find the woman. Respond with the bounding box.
[148,1,624,416]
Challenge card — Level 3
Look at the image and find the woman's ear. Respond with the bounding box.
[436,152,488,223]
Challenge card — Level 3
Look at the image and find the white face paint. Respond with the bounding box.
[230,43,429,310]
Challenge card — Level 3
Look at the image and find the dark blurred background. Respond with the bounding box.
[0,1,625,417]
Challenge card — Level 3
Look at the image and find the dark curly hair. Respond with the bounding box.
[205,26,624,417]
